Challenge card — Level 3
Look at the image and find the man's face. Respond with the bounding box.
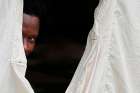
[22,13,40,56]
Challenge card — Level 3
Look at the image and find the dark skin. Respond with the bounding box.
[22,13,40,56]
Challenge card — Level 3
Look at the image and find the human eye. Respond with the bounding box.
[28,37,36,44]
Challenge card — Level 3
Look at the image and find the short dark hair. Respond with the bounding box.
[23,0,45,19]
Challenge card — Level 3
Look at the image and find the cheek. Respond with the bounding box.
[24,41,35,54]
[28,43,35,51]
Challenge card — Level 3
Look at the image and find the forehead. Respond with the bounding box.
[23,13,40,29]
[23,13,40,35]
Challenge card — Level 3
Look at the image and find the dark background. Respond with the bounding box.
[25,0,99,93]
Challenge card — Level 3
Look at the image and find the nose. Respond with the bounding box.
[23,38,27,49]
[23,38,28,55]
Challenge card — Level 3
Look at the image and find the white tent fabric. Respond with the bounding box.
[0,0,34,93]
[66,0,140,93]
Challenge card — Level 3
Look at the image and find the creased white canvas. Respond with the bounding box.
[0,0,34,93]
[66,0,140,93]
